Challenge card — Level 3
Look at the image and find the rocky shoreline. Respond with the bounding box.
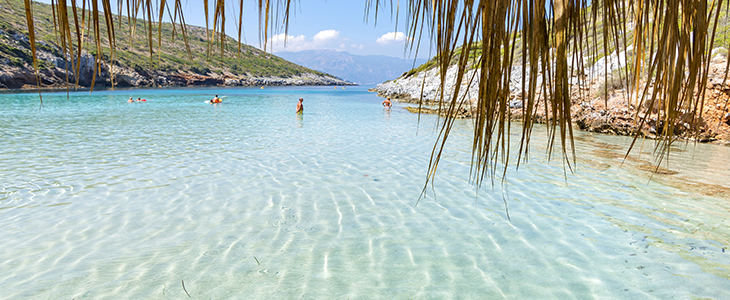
[0,54,353,90]
[370,51,730,146]
[0,30,352,90]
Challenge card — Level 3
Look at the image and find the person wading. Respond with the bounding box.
[296,98,304,114]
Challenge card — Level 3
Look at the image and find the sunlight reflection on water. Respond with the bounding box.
[1,86,729,299]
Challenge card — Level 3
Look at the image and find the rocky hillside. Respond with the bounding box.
[371,46,730,145]
[0,0,352,89]
[371,17,730,146]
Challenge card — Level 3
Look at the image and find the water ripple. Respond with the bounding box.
[1,88,728,298]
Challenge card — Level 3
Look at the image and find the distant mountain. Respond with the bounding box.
[276,50,427,85]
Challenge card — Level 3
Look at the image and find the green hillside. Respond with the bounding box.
[0,0,335,85]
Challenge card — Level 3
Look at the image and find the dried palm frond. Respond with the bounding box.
[24,0,43,107]
[369,0,724,195]
[21,0,726,193]
[236,0,244,55]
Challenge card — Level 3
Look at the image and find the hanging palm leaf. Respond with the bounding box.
[19,0,727,187]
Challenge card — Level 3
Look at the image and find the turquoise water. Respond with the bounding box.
[1,86,729,299]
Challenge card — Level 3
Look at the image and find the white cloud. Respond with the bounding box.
[313,30,340,43]
[267,33,309,52]
[350,44,364,50]
[376,32,408,45]
[266,30,344,52]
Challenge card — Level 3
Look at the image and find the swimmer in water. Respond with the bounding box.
[296,97,304,114]
[382,97,392,109]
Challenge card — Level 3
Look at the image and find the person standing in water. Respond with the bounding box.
[296,98,304,114]
[382,97,392,109]
[127,97,134,103]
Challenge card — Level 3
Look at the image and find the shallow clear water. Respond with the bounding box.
[1,86,729,299]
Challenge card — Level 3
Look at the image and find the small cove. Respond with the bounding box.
[1,86,729,299]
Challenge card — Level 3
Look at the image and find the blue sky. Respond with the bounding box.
[35,0,432,59]
[182,0,433,59]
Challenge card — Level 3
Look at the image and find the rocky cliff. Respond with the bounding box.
[0,32,351,89]
[0,0,352,90]
[370,48,730,145]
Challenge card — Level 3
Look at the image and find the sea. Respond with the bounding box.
[1,86,729,299]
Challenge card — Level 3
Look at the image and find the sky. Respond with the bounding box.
[35,0,433,59]
[183,0,433,59]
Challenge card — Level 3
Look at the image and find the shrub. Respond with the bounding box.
[9,57,24,67]
[191,64,211,75]
[595,65,633,100]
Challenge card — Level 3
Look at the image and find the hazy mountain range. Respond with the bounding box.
[276,50,427,85]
